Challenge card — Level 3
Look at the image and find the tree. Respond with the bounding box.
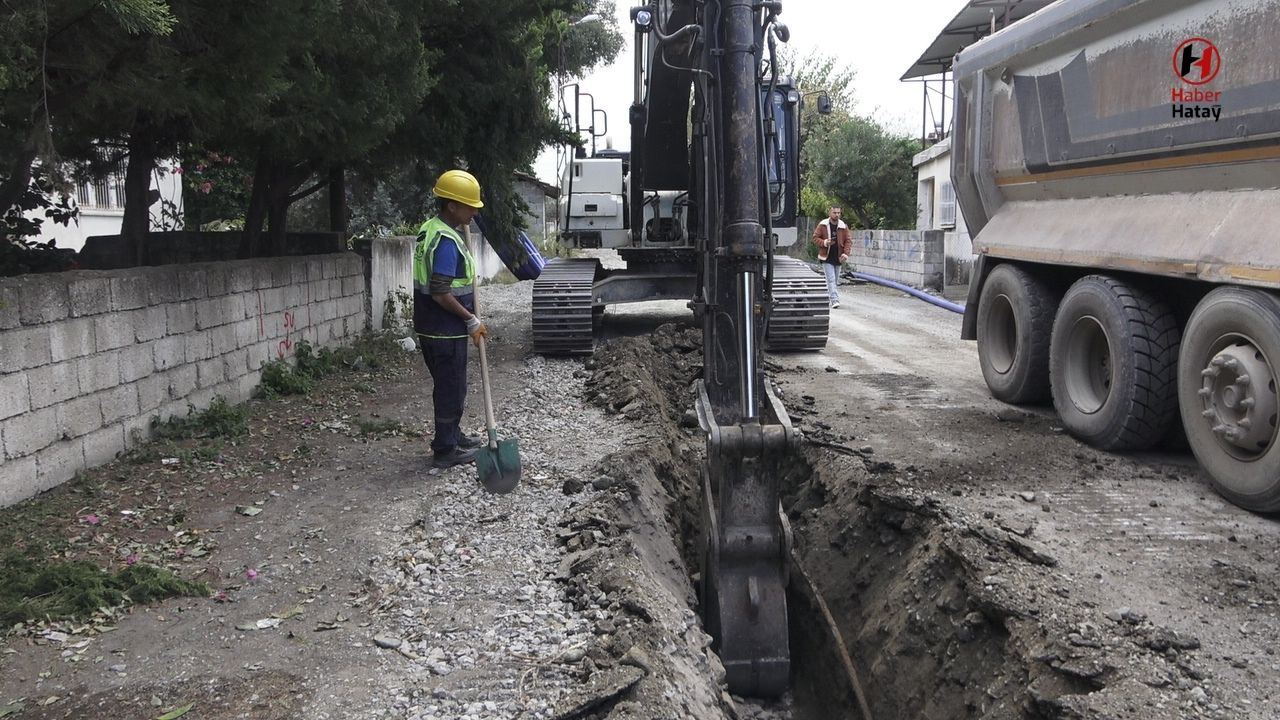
[783,51,920,230]
[0,0,178,247]
[789,50,857,179]
[2,0,625,266]
[358,0,622,244]
[809,116,921,229]
[225,0,430,257]
[546,1,626,81]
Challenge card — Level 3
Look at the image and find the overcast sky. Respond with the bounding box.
[532,0,969,182]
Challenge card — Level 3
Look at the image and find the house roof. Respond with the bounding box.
[901,0,1057,80]
[514,171,559,199]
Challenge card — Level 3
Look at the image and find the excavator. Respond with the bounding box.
[535,0,824,696]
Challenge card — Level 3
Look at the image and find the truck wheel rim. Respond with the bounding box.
[1065,315,1111,414]
[1198,337,1279,458]
[988,293,1016,374]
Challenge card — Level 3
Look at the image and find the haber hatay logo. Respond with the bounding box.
[1170,37,1223,121]
[1173,37,1221,85]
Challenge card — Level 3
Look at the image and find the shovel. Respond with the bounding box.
[466,225,521,493]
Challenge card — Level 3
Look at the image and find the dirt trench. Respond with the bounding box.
[579,324,1179,720]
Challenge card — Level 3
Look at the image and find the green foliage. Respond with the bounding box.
[785,51,920,230]
[807,117,921,230]
[1,0,624,259]
[178,149,251,230]
[546,1,626,80]
[259,358,316,398]
[152,397,248,440]
[259,335,404,398]
[800,184,842,223]
[0,551,207,627]
[789,50,858,178]
[103,0,178,35]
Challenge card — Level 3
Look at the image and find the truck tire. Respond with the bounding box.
[976,263,1057,403]
[1049,275,1180,451]
[1178,287,1280,512]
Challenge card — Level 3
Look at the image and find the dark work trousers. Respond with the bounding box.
[420,337,469,455]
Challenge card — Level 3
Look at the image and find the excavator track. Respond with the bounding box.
[532,258,600,355]
[766,257,830,351]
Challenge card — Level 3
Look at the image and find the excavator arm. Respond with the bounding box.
[633,0,797,696]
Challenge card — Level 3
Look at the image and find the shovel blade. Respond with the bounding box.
[477,438,521,494]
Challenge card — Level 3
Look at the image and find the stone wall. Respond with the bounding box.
[0,253,367,508]
[847,229,946,290]
[77,231,345,270]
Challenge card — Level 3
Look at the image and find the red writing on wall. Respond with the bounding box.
[277,310,297,359]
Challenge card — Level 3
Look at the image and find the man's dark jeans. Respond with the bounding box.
[420,337,468,455]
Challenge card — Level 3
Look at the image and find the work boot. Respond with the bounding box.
[432,446,478,469]
[458,433,483,450]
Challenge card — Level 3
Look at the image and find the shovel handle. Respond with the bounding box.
[464,224,500,449]
[477,336,498,449]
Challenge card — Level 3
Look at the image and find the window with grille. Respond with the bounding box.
[939,181,956,228]
[94,178,111,208]
[77,151,129,209]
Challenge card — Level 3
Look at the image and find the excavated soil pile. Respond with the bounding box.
[548,325,734,719]
[581,325,706,563]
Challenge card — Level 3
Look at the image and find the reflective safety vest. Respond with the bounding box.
[412,217,476,339]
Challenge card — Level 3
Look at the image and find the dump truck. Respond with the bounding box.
[953,0,1280,511]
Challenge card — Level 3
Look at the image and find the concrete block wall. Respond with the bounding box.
[514,182,552,243]
[944,230,976,288]
[367,233,510,335]
[0,253,368,508]
[848,230,946,290]
[369,236,415,332]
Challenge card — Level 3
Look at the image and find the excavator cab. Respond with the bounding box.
[763,80,802,232]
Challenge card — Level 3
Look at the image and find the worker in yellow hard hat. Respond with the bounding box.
[412,169,487,469]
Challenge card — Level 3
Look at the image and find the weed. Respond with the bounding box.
[381,289,413,330]
[193,441,223,461]
[126,444,163,465]
[355,417,403,435]
[259,358,315,397]
[0,551,208,627]
[152,397,248,440]
[259,335,405,398]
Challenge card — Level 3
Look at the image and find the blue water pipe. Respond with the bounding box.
[845,271,966,314]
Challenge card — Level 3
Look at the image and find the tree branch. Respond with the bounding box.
[287,177,328,204]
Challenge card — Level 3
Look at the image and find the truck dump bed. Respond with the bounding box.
[952,0,1280,288]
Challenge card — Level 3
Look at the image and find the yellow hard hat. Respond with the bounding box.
[432,169,484,208]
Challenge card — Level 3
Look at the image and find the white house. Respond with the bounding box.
[912,136,971,288]
[902,0,1055,288]
[29,158,184,252]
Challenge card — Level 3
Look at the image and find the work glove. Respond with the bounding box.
[465,315,488,347]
